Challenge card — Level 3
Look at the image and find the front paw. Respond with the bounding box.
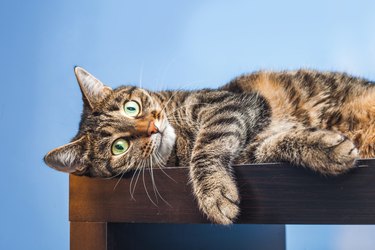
[308,130,358,175]
[194,174,240,225]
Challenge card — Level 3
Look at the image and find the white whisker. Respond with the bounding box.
[113,168,127,191]
[112,160,136,191]
[155,152,177,183]
[166,102,211,118]
[131,161,144,200]
[129,160,143,200]
[149,155,159,203]
[157,57,176,91]
[142,159,158,207]
[139,63,144,89]
[151,154,173,207]
[104,170,125,180]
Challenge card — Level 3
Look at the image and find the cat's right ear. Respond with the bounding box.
[44,137,87,174]
[74,66,113,109]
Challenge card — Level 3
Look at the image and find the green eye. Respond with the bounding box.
[111,139,129,155]
[124,101,140,117]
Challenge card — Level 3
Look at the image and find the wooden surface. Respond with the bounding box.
[70,222,107,250]
[70,159,375,224]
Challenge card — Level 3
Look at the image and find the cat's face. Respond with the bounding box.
[44,67,176,177]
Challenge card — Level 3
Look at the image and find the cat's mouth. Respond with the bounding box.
[151,129,165,151]
[154,119,168,140]
[152,120,176,162]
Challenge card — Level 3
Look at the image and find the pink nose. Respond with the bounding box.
[147,120,159,136]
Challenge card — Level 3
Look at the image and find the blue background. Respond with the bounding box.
[1,0,375,249]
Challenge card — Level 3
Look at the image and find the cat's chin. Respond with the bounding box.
[157,123,176,162]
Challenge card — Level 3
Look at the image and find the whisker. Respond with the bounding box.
[159,79,212,108]
[153,183,172,208]
[129,160,143,200]
[149,155,159,203]
[139,63,144,89]
[112,160,137,191]
[131,161,144,200]
[166,117,192,123]
[157,57,175,91]
[113,168,127,191]
[155,152,177,183]
[166,102,211,118]
[151,154,173,208]
[142,159,158,207]
[129,163,139,191]
[154,150,166,164]
[104,171,125,180]
[159,86,204,115]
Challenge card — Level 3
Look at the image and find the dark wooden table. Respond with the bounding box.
[70,159,375,250]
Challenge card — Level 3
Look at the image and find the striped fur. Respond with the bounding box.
[45,68,375,224]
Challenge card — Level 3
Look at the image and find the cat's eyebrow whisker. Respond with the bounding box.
[156,57,176,91]
[142,158,158,207]
[159,87,192,115]
[166,118,192,125]
[158,80,212,114]
[165,102,211,117]
[138,63,144,89]
[165,116,191,122]
[160,91,209,116]
[158,78,208,92]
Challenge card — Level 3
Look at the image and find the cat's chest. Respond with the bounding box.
[170,125,198,166]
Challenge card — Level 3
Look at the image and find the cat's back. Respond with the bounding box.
[221,69,375,157]
[221,69,375,126]
[222,69,373,103]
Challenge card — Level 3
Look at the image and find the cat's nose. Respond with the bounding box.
[134,118,160,136]
[148,120,159,136]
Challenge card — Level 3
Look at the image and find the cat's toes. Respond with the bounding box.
[331,137,359,165]
[203,192,239,225]
[195,177,240,225]
[318,133,358,175]
[320,132,346,148]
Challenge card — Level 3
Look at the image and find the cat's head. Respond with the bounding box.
[44,67,176,177]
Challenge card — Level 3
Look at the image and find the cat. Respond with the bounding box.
[44,67,375,224]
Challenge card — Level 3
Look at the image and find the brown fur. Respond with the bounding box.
[45,67,375,225]
[222,69,375,159]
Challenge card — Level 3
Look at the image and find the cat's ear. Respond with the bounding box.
[44,137,87,173]
[74,66,113,109]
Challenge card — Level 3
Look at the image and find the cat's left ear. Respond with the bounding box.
[44,137,88,174]
[74,66,113,109]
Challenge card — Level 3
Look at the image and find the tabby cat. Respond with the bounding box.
[44,67,375,224]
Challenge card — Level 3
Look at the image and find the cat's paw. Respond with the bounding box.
[308,130,358,175]
[194,174,240,225]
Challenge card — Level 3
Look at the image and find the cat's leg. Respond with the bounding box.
[255,127,359,175]
[189,131,242,225]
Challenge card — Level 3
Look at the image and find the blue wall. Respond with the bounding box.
[1,0,375,249]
